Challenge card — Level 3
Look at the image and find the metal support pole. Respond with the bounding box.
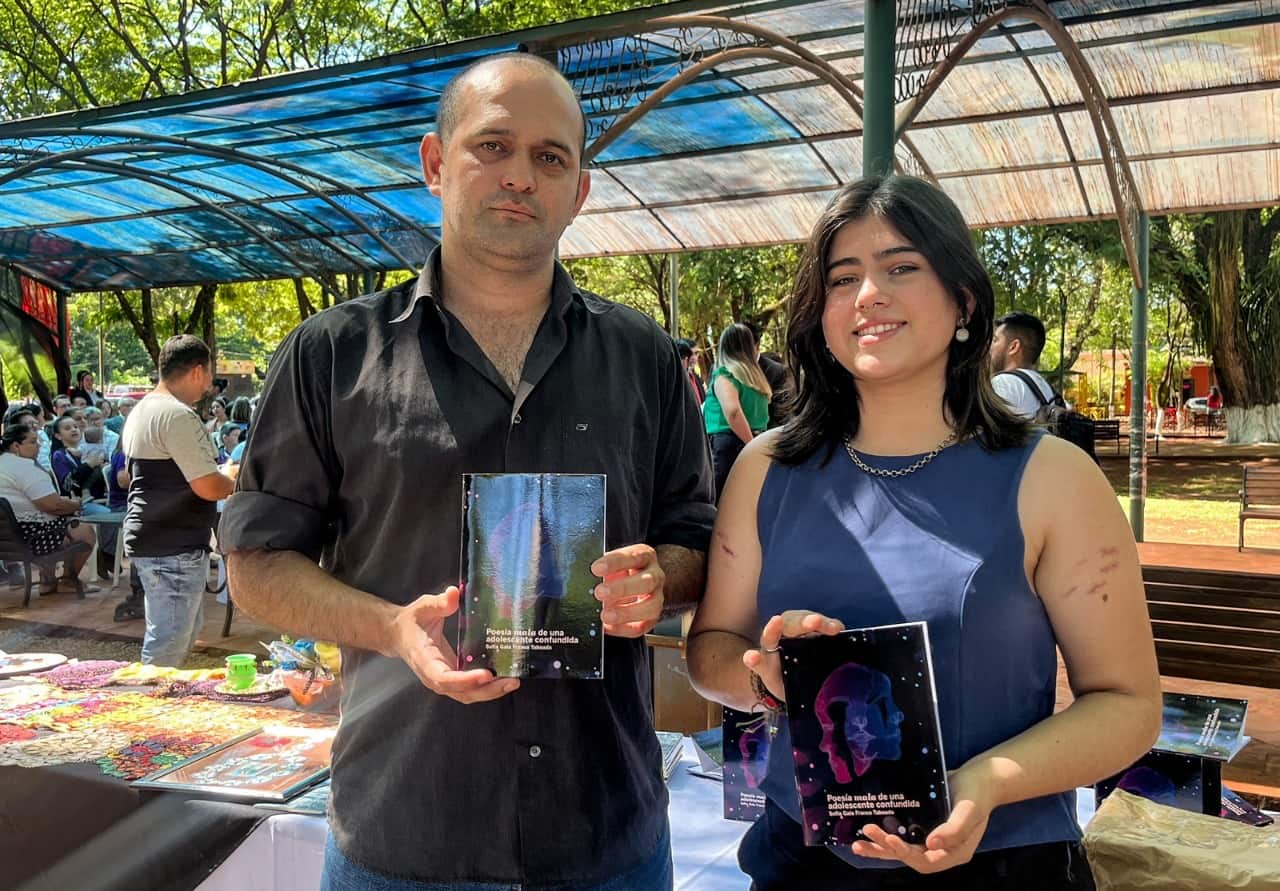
[1128,213,1150,540]
[1059,289,1067,394]
[98,292,106,388]
[668,254,680,339]
[362,271,377,295]
[862,0,897,178]
[55,288,70,395]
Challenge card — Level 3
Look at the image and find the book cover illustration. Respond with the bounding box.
[722,707,771,822]
[779,622,949,847]
[1221,785,1275,827]
[457,473,605,679]
[1095,749,1220,815]
[1154,692,1249,761]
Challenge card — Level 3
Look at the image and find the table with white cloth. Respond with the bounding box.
[199,740,1102,891]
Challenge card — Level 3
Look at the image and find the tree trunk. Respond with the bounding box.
[1154,210,1280,443]
[1224,405,1280,444]
[115,289,162,366]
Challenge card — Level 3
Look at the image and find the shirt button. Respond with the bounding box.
[513,414,522,425]
[528,745,542,758]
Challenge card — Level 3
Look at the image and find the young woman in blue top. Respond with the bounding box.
[688,176,1160,889]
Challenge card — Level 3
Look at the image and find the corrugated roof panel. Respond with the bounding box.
[606,143,837,204]
[908,115,1076,175]
[655,189,837,248]
[560,208,683,255]
[942,167,1093,226]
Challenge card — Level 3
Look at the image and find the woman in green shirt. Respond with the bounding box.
[704,323,772,500]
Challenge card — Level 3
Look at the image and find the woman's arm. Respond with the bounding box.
[972,435,1161,802]
[712,375,753,445]
[31,493,81,516]
[856,436,1161,872]
[687,432,844,711]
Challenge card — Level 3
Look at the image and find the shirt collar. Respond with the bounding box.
[390,246,581,325]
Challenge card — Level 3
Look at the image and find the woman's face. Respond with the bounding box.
[57,418,82,447]
[821,216,964,388]
[214,401,227,420]
[16,432,39,460]
[224,427,241,448]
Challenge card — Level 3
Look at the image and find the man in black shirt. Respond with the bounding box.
[220,53,714,889]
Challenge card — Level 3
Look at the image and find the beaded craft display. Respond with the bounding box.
[0,679,335,777]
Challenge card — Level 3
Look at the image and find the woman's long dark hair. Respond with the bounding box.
[774,175,1030,466]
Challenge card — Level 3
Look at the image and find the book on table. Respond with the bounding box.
[721,707,772,822]
[656,731,685,781]
[457,473,605,680]
[1095,691,1251,817]
[778,621,950,846]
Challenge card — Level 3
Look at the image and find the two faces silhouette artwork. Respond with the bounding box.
[816,662,906,782]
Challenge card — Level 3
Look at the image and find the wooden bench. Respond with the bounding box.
[1240,463,1280,550]
[1093,419,1122,455]
[1138,544,1280,803]
[1143,562,1280,690]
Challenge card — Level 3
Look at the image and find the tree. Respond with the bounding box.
[1152,210,1280,443]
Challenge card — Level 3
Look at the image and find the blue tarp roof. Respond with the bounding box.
[1,0,1277,292]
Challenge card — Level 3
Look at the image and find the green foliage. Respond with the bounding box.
[565,244,800,357]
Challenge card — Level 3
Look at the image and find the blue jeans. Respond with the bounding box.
[133,549,207,667]
[321,824,673,891]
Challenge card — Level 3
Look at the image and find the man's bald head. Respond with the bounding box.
[435,53,588,163]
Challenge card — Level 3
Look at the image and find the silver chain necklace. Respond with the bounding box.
[843,432,957,478]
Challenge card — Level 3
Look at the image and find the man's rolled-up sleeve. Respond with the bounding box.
[646,336,715,552]
[219,322,339,562]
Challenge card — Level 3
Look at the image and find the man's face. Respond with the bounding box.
[990,326,1014,370]
[86,415,104,436]
[421,63,591,268]
[72,396,88,408]
[53,399,70,416]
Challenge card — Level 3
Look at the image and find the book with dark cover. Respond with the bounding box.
[1221,785,1275,827]
[1154,692,1249,761]
[1095,749,1221,816]
[779,622,950,846]
[721,707,771,821]
[457,473,605,679]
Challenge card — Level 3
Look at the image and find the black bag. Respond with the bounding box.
[1002,370,1097,460]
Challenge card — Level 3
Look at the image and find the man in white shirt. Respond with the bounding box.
[990,312,1057,420]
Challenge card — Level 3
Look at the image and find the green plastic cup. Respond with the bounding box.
[225,653,257,690]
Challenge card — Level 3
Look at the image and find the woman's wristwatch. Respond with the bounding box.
[750,670,786,714]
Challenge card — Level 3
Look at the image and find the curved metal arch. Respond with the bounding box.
[894,2,1147,287]
[575,15,937,181]
[587,46,861,163]
[5,153,343,291]
[2,146,372,282]
[646,15,937,182]
[4,129,434,269]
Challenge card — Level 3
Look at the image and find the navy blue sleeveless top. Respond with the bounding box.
[755,433,1079,868]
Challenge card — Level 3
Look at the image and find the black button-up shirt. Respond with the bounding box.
[219,248,714,884]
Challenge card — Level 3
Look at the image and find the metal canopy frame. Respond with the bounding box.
[2,0,1276,537]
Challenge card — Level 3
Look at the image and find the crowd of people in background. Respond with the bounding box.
[0,362,251,624]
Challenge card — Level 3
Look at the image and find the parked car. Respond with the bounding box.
[106,384,151,402]
[1184,396,1211,415]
